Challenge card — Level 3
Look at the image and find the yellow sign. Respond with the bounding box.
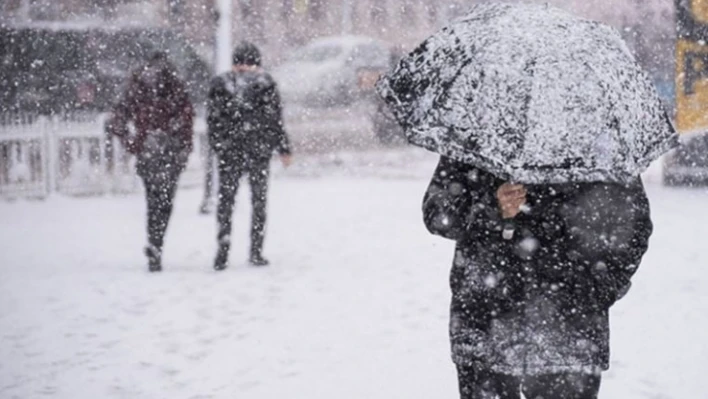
[676,39,708,132]
[692,0,708,23]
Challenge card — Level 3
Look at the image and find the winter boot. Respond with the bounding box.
[214,243,230,271]
[145,245,162,272]
[249,253,270,267]
[199,199,214,215]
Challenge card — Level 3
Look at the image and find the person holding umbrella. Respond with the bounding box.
[377,3,678,399]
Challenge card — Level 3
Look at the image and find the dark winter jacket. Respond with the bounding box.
[207,69,291,161]
[107,58,194,157]
[423,156,652,376]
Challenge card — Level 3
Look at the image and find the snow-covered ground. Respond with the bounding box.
[1,148,707,399]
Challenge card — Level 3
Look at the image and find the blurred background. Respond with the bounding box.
[3,3,708,399]
[0,0,677,198]
[0,0,675,77]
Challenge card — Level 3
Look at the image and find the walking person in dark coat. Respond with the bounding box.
[207,42,292,270]
[107,52,194,272]
[423,157,652,399]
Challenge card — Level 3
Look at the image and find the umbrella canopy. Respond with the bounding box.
[376,2,678,184]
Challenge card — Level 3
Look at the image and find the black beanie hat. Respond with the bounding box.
[232,41,262,66]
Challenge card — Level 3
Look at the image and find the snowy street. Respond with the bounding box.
[1,148,707,399]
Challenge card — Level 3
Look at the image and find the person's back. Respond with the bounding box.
[207,42,292,270]
[109,52,193,156]
[106,51,194,272]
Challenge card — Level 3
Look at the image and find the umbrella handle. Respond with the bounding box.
[502,219,515,240]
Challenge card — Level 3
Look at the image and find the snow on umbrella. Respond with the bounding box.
[376,2,679,184]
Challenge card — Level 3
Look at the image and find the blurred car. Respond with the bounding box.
[0,24,211,116]
[272,35,392,107]
[663,131,708,186]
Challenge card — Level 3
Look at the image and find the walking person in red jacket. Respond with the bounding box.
[107,51,194,272]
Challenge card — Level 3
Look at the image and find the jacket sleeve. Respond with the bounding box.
[206,76,231,153]
[171,80,194,154]
[564,179,653,308]
[262,79,291,156]
[181,95,194,154]
[109,74,139,150]
[422,156,502,241]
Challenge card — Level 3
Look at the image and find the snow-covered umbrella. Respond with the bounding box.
[376,2,678,184]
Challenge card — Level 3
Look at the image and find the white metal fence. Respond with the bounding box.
[0,104,378,200]
[0,112,210,200]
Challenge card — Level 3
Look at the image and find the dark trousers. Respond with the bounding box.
[202,145,215,203]
[457,365,601,399]
[216,155,270,259]
[142,173,180,251]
